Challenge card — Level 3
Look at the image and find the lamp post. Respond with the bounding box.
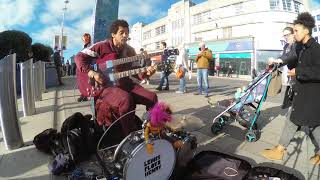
[60,0,69,62]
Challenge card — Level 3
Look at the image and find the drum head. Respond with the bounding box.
[124,139,176,180]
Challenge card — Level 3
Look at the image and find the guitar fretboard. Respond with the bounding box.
[113,52,162,66]
[114,67,149,79]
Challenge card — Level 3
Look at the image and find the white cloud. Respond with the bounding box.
[0,0,39,31]
[39,0,93,25]
[119,0,164,24]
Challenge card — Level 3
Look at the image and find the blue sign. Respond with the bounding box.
[92,0,119,43]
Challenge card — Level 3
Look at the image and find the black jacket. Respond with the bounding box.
[283,38,320,127]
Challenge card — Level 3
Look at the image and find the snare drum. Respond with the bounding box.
[113,130,176,180]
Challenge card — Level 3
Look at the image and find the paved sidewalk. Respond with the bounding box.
[0,74,319,180]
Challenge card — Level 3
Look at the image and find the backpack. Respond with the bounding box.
[183,151,251,180]
[60,112,97,163]
[33,128,64,155]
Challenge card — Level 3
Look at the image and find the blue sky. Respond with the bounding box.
[0,0,319,62]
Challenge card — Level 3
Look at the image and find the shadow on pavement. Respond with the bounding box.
[0,148,49,178]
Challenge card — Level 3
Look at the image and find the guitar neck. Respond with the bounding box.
[114,67,148,79]
[113,52,162,66]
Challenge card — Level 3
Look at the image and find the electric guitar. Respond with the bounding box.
[76,51,163,97]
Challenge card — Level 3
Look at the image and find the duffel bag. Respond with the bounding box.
[183,150,251,180]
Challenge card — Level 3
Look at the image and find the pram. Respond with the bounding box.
[209,65,279,142]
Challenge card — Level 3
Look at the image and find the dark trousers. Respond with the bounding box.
[96,80,157,137]
[55,66,63,84]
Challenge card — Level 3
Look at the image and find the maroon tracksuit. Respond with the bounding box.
[75,39,157,137]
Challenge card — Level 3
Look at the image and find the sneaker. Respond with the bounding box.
[194,92,201,95]
[77,95,88,102]
[204,94,209,98]
[156,87,162,91]
[175,91,184,94]
[140,80,146,85]
[163,87,169,91]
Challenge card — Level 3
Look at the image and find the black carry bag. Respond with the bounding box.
[183,151,251,180]
[245,166,300,180]
[60,112,98,163]
[33,128,64,155]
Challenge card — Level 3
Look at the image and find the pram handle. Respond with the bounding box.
[267,63,280,72]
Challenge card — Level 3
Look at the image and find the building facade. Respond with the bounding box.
[129,0,305,77]
[312,9,320,42]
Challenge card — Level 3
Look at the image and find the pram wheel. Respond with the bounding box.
[245,130,258,142]
[211,115,228,134]
[211,122,222,134]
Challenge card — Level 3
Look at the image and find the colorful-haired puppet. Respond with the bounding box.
[144,102,172,154]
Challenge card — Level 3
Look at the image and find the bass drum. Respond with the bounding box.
[113,130,176,180]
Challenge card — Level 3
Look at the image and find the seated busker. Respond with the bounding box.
[75,19,158,144]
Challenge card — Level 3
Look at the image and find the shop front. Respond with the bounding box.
[187,37,254,77]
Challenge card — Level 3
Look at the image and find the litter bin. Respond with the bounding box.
[0,54,24,150]
[33,61,42,101]
[20,59,35,116]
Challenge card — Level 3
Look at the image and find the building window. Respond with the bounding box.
[234,3,243,14]
[317,15,320,21]
[314,27,318,32]
[282,0,292,11]
[223,27,232,39]
[155,25,166,36]
[270,0,280,10]
[155,42,160,49]
[143,30,151,40]
[318,25,320,31]
[193,13,202,25]
[294,1,301,13]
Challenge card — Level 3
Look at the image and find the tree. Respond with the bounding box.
[31,43,54,62]
[0,30,32,62]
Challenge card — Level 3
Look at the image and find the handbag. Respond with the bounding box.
[267,70,282,97]
[176,67,184,79]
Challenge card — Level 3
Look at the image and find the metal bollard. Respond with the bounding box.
[0,54,24,150]
[20,59,35,116]
[33,61,42,101]
[41,61,46,93]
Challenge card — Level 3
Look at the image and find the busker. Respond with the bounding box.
[75,19,158,142]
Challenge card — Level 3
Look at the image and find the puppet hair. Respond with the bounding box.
[149,102,172,127]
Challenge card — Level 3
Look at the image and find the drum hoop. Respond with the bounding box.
[113,130,141,161]
[123,139,176,180]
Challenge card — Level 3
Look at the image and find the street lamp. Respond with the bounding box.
[60,0,69,62]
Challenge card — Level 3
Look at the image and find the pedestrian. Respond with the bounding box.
[138,48,151,85]
[66,60,71,76]
[53,50,63,85]
[156,42,170,91]
[260,12,320,165]
[227,65,233,77]
[194,42,212,97]
[279,27,297,109]
[175,43,190,94]
[77,33,92,102]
